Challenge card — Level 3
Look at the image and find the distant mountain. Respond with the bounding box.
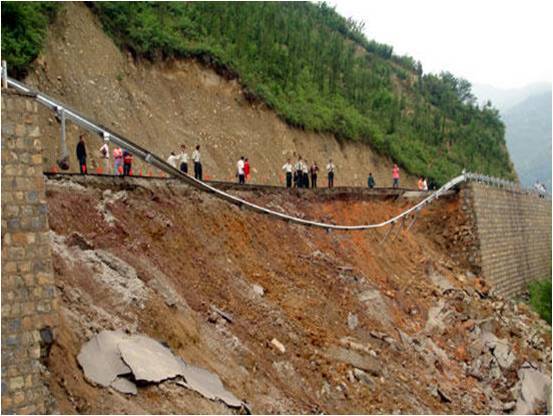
[502,90,552,190]
[472,82,551,112]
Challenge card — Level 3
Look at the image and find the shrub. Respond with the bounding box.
[528,278,552,324]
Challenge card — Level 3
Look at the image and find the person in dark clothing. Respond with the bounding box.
[368,172,375,189]
[310,161,319,188]
[76,135,87,174]
[123,150,133,176]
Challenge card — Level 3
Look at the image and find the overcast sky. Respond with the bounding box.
[332,0,552,89]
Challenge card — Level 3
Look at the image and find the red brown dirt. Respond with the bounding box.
[43,176,551,414]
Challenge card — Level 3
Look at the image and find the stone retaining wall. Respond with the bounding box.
[1,90,58,414]
[466,182,552,298]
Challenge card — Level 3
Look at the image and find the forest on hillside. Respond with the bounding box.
[1,1,516,184]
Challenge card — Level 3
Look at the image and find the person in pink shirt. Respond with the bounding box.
[392,164,400,188]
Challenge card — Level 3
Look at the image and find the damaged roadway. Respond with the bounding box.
[44,175,551,414]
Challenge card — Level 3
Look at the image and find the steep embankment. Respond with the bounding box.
[44,175,551,414]
[25,3,415,188]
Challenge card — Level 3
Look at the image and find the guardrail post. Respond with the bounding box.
[2,61,7,89]
[59,107,68,158]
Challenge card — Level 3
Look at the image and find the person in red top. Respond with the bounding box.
[392,164,400,188]
[244,158,250,182]
[123,150,133,176]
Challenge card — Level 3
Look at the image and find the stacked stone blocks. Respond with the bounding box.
[1,90,58,414]
[467,182,552,298]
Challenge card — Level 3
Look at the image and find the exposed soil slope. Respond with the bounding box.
[26,2,416,188]
[44,175,551,414]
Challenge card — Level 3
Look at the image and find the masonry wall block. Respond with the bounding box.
[1,90,58,415]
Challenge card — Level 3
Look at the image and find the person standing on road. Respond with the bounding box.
[326,159,335,188]
[167,152,179,168]
[417,176,424,191]
[76,134,87,174]
[282,158,293,188]
[310,161,319,188]
[368,172,375,189]
[113,146,123,175]
[237,156,245,184]
[99,137,110,174]
[179,144,189,173]
[295,156,304,188]
[244,158,251,182]
[392,163,400,188]
[123,150,133,176]
[302,161,309,188]
[423,177,428,191]
[192,144,202,180]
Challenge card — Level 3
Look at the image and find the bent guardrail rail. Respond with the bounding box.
[2,72,547,231]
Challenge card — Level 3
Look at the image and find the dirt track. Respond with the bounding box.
[44,176,551,414]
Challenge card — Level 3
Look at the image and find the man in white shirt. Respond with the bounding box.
[167,152,179,168]
[99,138,110,174]
[236,156,245,184]
[282,158,293,188]
[326,159,335,188]
[192,144,202,180]
[179,144,189,174]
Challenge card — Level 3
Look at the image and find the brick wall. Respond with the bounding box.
[1,90,58,414]
[466,182,552,298]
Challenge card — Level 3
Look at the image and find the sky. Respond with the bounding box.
[332,0,552,89]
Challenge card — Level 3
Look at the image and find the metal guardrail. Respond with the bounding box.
[2,70,548,231]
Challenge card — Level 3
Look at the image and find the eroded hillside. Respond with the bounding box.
[43,175,551,414]
[25,2,415,188]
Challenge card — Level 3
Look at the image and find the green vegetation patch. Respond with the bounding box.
[528,278,552,325]
[1,2,61,77]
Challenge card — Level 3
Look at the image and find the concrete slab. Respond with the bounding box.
[77,330,131,387]
[178,366,243,408]
[111,376,137,395]
[118,335,183,382]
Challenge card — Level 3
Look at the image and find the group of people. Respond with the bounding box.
[281,157,335,189]
[236,156,251,184]
[417,176,429,191]
[76,134,133,176]
[166,144,203,180]
[76,136,422,191]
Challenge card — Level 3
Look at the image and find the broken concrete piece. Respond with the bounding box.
[77,330,131,387]
[424,300,451,333]
[252,284,265,297]
[353,368,374,387]
[347,313,358,330]
[210,305,234,323]
[178,366,242,408]
[118,335,184,382]
[271,338,286,353]
[326,346,381,376]
[111,376,137,395]
[514,364,551,414]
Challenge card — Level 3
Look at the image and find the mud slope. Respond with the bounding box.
[26,2,416,188]
[44,176,551,414]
